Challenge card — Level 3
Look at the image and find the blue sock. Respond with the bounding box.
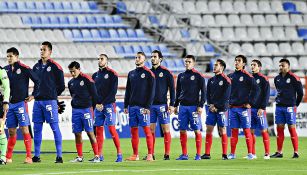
[33,122,43,157]
[50,122,62,157]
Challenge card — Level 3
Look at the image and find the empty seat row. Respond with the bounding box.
[63,29,151,42]
[0,1,100,13]
[186,43,217,57]
[209,27,300,42]
[139,15,184,28]
[116,1,155,14]
[114,44,175,58]
[22,15,127,29]
[163,28,201,42]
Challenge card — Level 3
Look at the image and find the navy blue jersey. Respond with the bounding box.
[252,72,270,109]
[174,68,206,108]
[4,61,40,103]
[274,71,303,107]
[68,72,98,108]
[92,67,118,105]
[33,59,65,100]
[228,69,259,107]
[151,66,175,106]
[124,66,155,109]
[207,73,231,112]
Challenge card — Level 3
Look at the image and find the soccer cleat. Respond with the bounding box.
[163,154,170,160]
[270,152,283,158]
[292,152,299,158]
[32,156,41,163]
[264,154,270,160]
[243,154,257,159]
[88,156,100,163]
[6,158,12,164]
[194,154,201,160]
[55,156,63,163]
[227,153,236,159]
[142,154,155,160]
[115,154,123,162]
[146,154,154,161]
[0,158,6,165]
[222,154,228,160]
[247,153,255,160]
[201,154,211,159]
[24,157,33,164]
[99,155,104,162]
[125,155,139,161]
[70,156,84,163]
[176,154,189,160]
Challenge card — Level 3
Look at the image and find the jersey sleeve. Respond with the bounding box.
[0,69,10,103]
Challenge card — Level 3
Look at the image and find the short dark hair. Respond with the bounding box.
[216,59,226,71]
[7,47,19,56]
[235,55,247,64]
[137,51,146,57]
[185,55,196,62]
[41,41,52,51]
[279,58,290,66]
[100,54,109,59]
[68,61,80,69]
[152,50,163,58]
[252,59,262,67]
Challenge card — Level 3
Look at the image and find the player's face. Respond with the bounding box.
[7,52,18,65]
[135,54,145,66]
[98,55,107,68]
[151,52,161,66]
[184,58,195,70]
[40,45,51,59]
[213,61,223,73]
[279,62,289,74]
[235,57,245,70]
[251,62,260,73]
[69,67,81,78]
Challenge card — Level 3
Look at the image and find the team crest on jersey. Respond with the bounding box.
[47,66,51,72]
[80,80,84,86]
[256,79,260,84]
[239,76,244,81]
[141,73,145,78]
[16,68,21,74]
[104,74,109,79]
[219,80,223,86]
[159,72,163,77]
[286,78,291,83]
[190,75,195,80]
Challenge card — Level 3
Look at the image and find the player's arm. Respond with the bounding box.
[261,78,270,110]
[25,67,40,101]
[54,65,65,96]
[124,73,131,113]
[0,69,10,114]
[145,72,156,110]
[103,73,118,105]
[174,73,182,108]
[293,76,304,107]
[198,75,206,108]
[248,77,259,107]
[87,79,99,106]
[168,72,175,114]
[219,79,231,111]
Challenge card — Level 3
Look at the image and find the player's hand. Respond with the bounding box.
[57,100,66,114]
[244,103,251,109]
[144,108,150,114]
[124,108,128,114]
[209,104,217,112]
[174,107,178,115]
[3,103,9,113]
[257,109,264,117]
[197,107,203,115]
[0,120,4,135]
[96,104,103,111]
[25,95,34,102]
[168,106,174,114]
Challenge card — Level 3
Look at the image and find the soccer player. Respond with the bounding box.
[31,41,65,163]
[124,52,155,161]
[92,54,122,162]
[5,47,40,164]
[201,59,230,160]
[68,61,100,163]
[0,66,10,165]
[250,59,270,160]
[271,58,303,158]
[145,50,175,160]
[227,55,259,160]
[174,55,206,161]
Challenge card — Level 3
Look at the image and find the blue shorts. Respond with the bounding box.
[206,109,228,127]
[128,106,150,127]
[251,108,268,130]
[150,104,170,125]
[32,100,58,123]
[275,106,296,125]
[72,108,94,133]
[6,101,30,128]
[178,105,202,131]
[229,107,251,129]
[94,103,117,126]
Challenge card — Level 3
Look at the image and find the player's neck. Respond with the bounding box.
[281,71,289,77]
[215,71,222,75]
[153,64,160,69]
[42,57,50,64]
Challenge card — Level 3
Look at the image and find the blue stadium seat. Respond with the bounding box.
[40,16,51,27]
[161,60,168,67]
[25,1,36,11]
[204,43,215,53]
[132,45,142,53]
[141,45,151,56]
[44,2,54,11]
[165,59,177,71]
[96,16,105,24]
[81,29,92,40]
[150,45,160,52]
[68,16,78,25]
[16,1,26,12]
[53,2,64,12]
[174,59,185,71]
[35,2,44,11]
[77,16,87,24]
[123,45,135,58]
[88,1,98,10]
[112,15,122,23]
[135,29,150,41]
[90,29,101,41]
[72,29,82,39]
[59,16,69,25]
[148,15,160,26]
[31,16,42,24]
[145,60,151,68]
[114,45,125,55]
[50,16,60,25]
[71,1,81,11]
[0,2,8,12]
[109,29,120,41]
[7,1,17,12]
[180,29,191,39]
[283,2,299,13]
[22,16,32,25]
[99,29,110,39]
[126,29,137,38]
[63,29,73,39]
[118,29,128,40]
[297,29,307,39]
[104,15,113,24]
[158,44,172,56]
[80,1,90,10]
[62,2,72,11]
[116,2,127,14]
[87,16,96,24]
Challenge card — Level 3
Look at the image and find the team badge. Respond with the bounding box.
[141,73,145,78]
[256,79,260,84]
[239,76,244,81]
[80,80,84,86]
[16,68,21,74]
[159,72,163,77]
[219,80,223,86]
[104,74,109,79]
[47,66,51,72]
[286,78,291,83]
[190,75,195,80]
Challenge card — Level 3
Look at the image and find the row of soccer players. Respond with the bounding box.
[0,41,303,164]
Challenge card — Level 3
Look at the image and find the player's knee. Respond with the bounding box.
[161,124,170,133]
[8,128,17,137]
[218,127,226,135]
[180,130,187,134]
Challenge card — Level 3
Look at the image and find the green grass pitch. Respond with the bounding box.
[1,137,307,175]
